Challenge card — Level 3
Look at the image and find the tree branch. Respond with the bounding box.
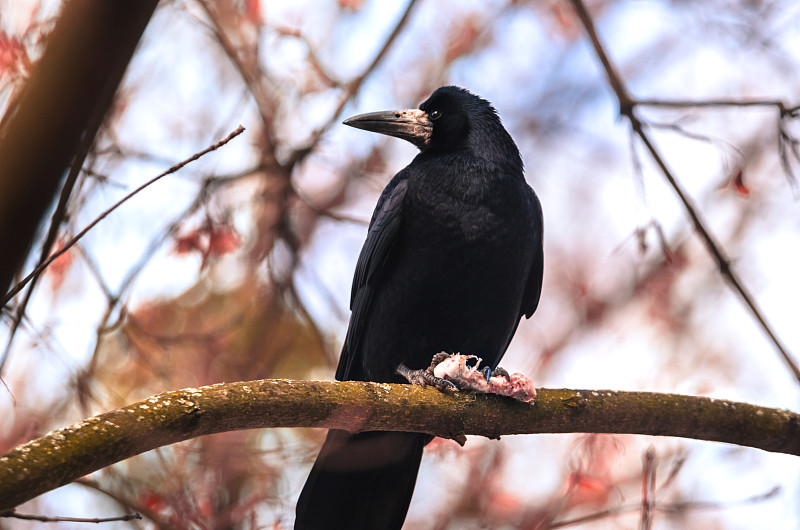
[636,98,799,113]
[567,0,800,383]
[1,511,141,523]
[0,379,797,510]
[286,0,422,165]
[1,125,246,308]
[0,0,158,294]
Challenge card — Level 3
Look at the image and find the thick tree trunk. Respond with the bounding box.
[0,0,158,295]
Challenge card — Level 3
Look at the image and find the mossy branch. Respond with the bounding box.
[1,380,798,510]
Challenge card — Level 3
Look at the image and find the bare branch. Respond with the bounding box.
[640,447,657,530]
[76,478,179,530]
[286,0,422,165]
[194,1,276,139]
[568,0,800,384]
[548,486,780,528]
[1,125,246,308]
[0,379,798,511]
[639,98,799,190]
[272,25,340,88]
[0,0,158,295]
[636,98,797,112]
[0,510,141,523]
[0,121,90,375]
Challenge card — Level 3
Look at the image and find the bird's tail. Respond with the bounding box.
[295,429,430,530]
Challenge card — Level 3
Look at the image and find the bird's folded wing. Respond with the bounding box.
[521,194,544,319]
[336,175,409,381]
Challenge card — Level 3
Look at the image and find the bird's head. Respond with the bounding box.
[344,86,522,172]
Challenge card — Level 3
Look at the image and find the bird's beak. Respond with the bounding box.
[343,109,432,149]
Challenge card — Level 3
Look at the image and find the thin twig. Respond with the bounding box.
[1,126,245,308]
[640,447,657,530]
[641,99,798,189]
[637,98,798,113]
[548,485,780,528]
[295,192,369,226]
[778,119,800,190]
[0,118,94,375]
[568,0,800,384]
[272,24,340,88]
[76,158,258,409]
[0,510,141,523]
[73,244,114,300]
[657,485,780,513]
[114,167,260,298]
[287,0,422,165]
[656,454,686,493]
[194,1,278,152]
[76,478,179,530]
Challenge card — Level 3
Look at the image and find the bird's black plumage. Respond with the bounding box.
[295,86,543,529]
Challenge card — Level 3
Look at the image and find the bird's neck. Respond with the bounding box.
[411,152,523,206]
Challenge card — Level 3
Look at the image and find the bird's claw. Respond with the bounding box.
[396,363,459,391]
[486,366,511,381]
[483,366,510,381]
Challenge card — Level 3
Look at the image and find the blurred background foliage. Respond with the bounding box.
[1,0,800,528]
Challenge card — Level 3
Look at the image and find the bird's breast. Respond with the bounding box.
[387,186,533,325]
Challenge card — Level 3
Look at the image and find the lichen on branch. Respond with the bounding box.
[0,379,798,511]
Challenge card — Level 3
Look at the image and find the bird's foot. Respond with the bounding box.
[481,365,510,382]
[396,363,458,391]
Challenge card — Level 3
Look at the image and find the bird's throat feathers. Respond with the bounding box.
[412,147,523,205]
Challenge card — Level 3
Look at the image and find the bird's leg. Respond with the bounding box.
[428,353,537,403]
[396,358,459,391]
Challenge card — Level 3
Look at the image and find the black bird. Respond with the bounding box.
[295,86,544,529]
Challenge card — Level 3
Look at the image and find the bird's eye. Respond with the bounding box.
[429,110,442,120]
